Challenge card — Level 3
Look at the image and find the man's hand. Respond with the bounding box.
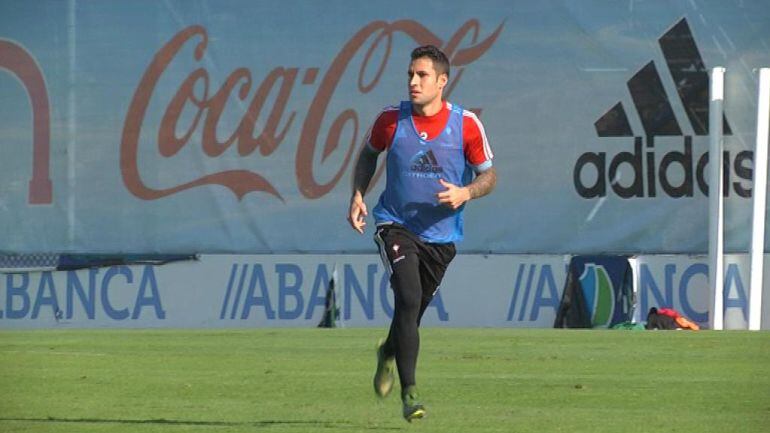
[348,193,368,234]
[437,178,471,210]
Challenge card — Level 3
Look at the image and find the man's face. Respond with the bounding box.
[407,57,447,107]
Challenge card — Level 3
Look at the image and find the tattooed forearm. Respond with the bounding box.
[467,167,497,199]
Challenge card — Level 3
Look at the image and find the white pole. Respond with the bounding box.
[67,0,77,245]
[749,68,770,331]
[709,67,725,330]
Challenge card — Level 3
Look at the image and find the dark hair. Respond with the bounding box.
[410,45,450,79]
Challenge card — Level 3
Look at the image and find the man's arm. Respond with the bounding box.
[348,146,381,234]
[437,167,497,210]
[467,166,497,199]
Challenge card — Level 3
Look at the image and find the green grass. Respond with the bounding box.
[0,328,768,432]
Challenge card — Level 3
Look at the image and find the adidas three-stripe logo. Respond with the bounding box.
[573,18,752,200]
[595,18,731,138]
[409,150,444,175]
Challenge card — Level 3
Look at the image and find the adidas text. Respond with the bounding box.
[573,136,753,199]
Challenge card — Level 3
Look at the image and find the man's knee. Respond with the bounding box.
[394,289,422,312]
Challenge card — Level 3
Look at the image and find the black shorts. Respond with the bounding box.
[374,223,456,297]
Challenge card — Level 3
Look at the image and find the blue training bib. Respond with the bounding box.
[372,101,472,243]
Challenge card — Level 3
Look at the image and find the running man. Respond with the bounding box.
[347,45,496,421]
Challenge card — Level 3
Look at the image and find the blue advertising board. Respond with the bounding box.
[1,1,769,254]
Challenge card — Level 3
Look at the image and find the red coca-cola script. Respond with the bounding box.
[6,19,502,205]
[0,40,52,204]
[121,19,503,201]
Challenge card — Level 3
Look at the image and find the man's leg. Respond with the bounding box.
[389,252,427,421]
[416,288,434,326]
[373,227,421,400]
[416,243,455,325]
[373,226,427,420]
[389,252,423,390]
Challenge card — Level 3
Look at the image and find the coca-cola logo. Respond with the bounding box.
[121,19,504,201]
[0,39,52,204]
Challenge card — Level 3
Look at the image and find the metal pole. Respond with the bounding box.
[749,68,770,331]
[68,0,77,245]
[709,67,725,330]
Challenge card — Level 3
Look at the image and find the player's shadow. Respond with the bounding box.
[0,417,402,430]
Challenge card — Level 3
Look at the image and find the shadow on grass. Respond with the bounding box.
[0,417,401,430]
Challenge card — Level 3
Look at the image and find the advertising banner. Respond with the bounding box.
[1,1,769,255]
[633,254,763,329]
[0,254,568,328]
[1,253,764,329]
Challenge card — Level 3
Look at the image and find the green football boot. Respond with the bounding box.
[401,386,426,422]
[373,339,395,398]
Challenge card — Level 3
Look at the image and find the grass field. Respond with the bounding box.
[0,328,768,433]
